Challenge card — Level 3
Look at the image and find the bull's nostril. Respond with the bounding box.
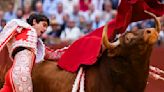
[146,30,151,34]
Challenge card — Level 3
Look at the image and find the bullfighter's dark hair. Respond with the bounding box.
[26,13,50,26]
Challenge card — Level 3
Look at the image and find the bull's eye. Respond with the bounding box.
[125,37,130,43]
[125,33,134,44]
[146,30,151,34]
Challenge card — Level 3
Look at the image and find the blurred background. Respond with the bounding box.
[0,0,164,92]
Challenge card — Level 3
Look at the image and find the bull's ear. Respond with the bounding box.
[107,47,120,57]
[101,44,119,57]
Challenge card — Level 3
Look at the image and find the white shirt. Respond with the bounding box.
[62,0,79,14]
[60,27,83,41]
[36,38,45,63]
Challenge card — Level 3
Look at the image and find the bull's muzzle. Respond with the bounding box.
[144,28,159,44]
[144,11,161,44]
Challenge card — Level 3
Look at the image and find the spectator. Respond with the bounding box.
[61,13,70,32]
[62,0,79,13]
[158,27,164,46]
[0,9,4,25]
[110,0,119,9]
[78,15,87,32]
[60,17,83,43]
[16,8,23,19]
[0,19,6,32]
[158,16,164,46]
[43,0,60,17]
[48,19,62,38]
[44,19,62,45]
[0,9,4,21]
[35,1,44,14]
[140,19,155,28]
[4,2,16,22]
[31,0,43,10]
[83,21,93,34]
[91,0,104,11]
[92,13,105,30]
[84,3,100,22]
[22,4,32,20]
[54,2,65,25]
[79,0,91,12]
[126,22,140,32]
[70,3,83,26]
[102,1,116,23]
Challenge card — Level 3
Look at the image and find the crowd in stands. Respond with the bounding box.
[0,0,164,46]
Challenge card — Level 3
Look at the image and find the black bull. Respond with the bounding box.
[0,11,161,92]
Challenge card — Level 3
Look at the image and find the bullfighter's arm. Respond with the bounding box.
[44,46,68,61]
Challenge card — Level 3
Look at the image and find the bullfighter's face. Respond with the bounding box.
[32,20,48,37]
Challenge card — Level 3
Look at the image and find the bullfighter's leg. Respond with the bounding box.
[11,49,35,92]
[0,69,13,92]
[0,49,35,92]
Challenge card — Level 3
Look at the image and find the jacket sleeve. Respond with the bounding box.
[44,46,69,61]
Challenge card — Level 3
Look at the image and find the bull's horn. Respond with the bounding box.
[144,10,161,33]
[102,24,120,49]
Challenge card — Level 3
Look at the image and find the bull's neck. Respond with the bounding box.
[85,49,152,92]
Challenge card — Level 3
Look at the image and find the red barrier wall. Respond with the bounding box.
[145,46,164,92]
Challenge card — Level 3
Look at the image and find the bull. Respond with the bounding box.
[30,11,162,92]
[0,11,162,92]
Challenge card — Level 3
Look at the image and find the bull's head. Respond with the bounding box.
[102,11,161,57]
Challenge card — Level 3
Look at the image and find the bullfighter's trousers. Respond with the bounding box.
[0,49,35,92]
